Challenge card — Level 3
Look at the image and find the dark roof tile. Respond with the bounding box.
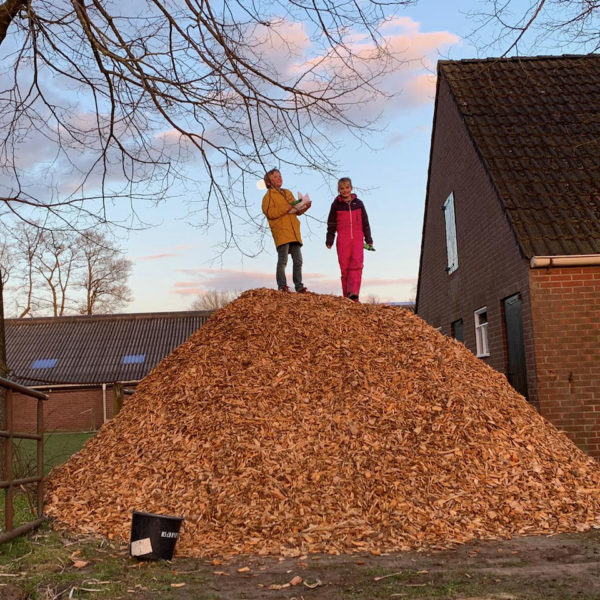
[5,311,213,386]
[440,54,600,257]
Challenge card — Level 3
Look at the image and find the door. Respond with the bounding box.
[503,293,529,398]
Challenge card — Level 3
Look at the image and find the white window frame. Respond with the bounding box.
[474,307,490,358]
[443,193,458,274]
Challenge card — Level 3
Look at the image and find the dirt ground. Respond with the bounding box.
[2,528,600,599]
[190,529,600,599]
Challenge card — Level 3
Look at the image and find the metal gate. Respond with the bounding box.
[0,377,48,543]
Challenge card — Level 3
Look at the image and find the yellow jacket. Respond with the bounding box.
[262,187,303,248]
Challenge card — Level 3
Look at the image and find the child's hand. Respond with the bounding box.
[326,243,332,249]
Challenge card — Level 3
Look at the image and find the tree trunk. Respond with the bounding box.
[0,0,27,46]
[0,274,8,479]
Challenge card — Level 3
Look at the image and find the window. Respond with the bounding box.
[122,354,146,365]
[451,319,464,343]
[474,307,489,357]
[443,192,458,274]
[31,358,57,369]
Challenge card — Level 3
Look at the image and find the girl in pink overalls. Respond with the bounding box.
[326,177,374,302]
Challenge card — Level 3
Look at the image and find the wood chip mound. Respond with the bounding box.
[45,288,600,558]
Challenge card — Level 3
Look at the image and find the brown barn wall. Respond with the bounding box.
[11,387,119,433]
[529,266,600,457]
[417,77,538,405]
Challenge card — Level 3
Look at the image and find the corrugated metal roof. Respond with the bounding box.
[439,54,600,258]
[5,311,213,386]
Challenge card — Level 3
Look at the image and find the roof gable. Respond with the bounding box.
[5,311,213,386]
[439,54,600,257]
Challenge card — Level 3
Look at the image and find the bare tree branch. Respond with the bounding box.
[469,0,600,55]
[0,0,416,249]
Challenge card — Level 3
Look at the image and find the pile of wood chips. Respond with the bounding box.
[45,289,600,558]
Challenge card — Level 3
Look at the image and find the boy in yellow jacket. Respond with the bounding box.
[262,168,312,292]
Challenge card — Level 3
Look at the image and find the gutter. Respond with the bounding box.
[530,254,600,268]
[26,380,141,391]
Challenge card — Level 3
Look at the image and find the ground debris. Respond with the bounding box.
[45,288,600,558]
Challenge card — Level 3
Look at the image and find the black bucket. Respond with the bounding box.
[129,510,184,560]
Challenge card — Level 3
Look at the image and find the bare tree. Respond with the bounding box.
[470,0,600,54]
[78,231,132,315]
[4,224,132,316]
[364,294,381,304]
[9,222,43,318]
[190,289,240,311]
[33,230,78,317]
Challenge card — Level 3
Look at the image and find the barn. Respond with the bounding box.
[5,310,213,432]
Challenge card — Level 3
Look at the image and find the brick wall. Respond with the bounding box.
[417,76,538,405]
[10,386,119,433]
[529,266,600,456]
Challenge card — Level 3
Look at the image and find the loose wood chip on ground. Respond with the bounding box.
[45,289,600,558]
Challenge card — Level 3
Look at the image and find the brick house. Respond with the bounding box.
[416,55,600,457]
[5,311,213,432]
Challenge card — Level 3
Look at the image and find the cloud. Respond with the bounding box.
[363,276,418,286]
[318,18,458,121]
[170,267,414,298]
[137,253,181,261]
[133,244,194,262]
[171,267,341,296]
[172,268,274,295]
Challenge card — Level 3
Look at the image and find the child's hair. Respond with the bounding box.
[264,168,280,189]
[338,177,352,189]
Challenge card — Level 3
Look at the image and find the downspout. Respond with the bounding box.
[102,383,107,424]
[530,254,600,268]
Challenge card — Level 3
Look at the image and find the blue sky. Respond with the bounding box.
[122,0,517,312]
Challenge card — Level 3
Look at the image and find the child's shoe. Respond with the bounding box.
[296,285,308,293]
[279,285,291,292]
[348,293,359,301]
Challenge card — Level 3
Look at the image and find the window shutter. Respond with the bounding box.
[443,193,458,274]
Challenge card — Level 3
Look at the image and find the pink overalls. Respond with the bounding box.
[326,195,373,300]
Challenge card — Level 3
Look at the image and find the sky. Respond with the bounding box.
[56,0,559,314]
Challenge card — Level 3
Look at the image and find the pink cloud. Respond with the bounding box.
[137,253,180,261]
[171,267,343,296]
[134,244,194,262]
[296,17,459,120]
[169,267,414,299]
[363,277,418,286]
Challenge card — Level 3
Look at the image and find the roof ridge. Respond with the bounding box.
[438,53,600,67]
[5,310,214,325]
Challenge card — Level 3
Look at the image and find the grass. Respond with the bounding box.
[13,431,96,477]
[0,525,212,600]
[1,431,96,530]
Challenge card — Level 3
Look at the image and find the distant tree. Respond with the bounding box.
[4,224,132,316]
[33,230,78,317]
[78,232,133,315]
[10,223,43,318]
[190,290,241,311]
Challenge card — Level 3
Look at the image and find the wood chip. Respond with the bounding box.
[45,289,600,558]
